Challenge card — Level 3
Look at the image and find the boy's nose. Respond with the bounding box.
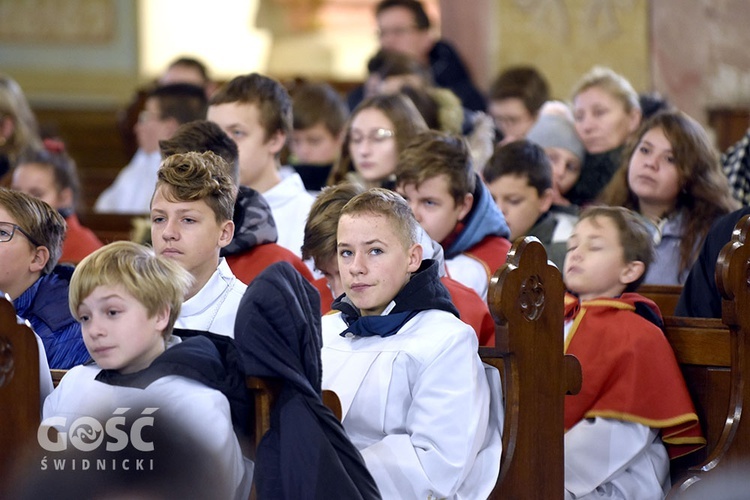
[161,220,179,240]
[349,253,366,275]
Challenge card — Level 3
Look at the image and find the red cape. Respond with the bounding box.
[564,293,705,459]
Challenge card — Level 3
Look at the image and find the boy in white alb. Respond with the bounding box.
[321,188,502,499]
[42,241,251,499]
[208,73,314,260]
[150,151,246,337]
[95,84,208,214]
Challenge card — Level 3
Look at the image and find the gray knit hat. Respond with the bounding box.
[526,113,585,161]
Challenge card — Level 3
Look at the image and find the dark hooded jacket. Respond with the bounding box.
[429,40,487,112]
[221,185,278,257]
[234,262,381,500]
[443,173,510,259]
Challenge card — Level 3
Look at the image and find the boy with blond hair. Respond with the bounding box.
[150,151,246,337]
[562,206,704,498]
[302,182,495,344]
[396,130,511,299]
[208,73,314,259]
[43,241,251,499]
[321,188,502,498]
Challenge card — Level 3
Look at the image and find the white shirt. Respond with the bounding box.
[321,309,503,499]
[445,254,491,301]
[43,363,252,500]
[36,331,54,406]
[261,167,315,259]
[94,149,162,214]
[176,258,247,338]
[565,418,669,499]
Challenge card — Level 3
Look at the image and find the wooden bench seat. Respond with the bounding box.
[639,283,683,316]
[77,211,139,244]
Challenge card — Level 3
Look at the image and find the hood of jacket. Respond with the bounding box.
[234,261,323,397]
[444,173,510,259]
[221,185,278,257]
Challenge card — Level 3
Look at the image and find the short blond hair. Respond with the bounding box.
[69,241,194,340]
[340,188,419,249]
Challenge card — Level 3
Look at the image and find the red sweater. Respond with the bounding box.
[60,213,103,265]
[226,243,314,285]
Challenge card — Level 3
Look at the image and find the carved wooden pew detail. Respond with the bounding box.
[483,236,581,499]
[0,295,41,492]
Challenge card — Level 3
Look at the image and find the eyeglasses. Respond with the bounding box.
[0,221,42,247]
[349,128,395,146]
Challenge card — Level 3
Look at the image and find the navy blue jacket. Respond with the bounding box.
[234,262,381,500]
[14,265,89,369]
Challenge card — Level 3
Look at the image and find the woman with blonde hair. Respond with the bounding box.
[599,109,739,285]
[0,74,43,182]
[327,93,428,189]
[568,66,642,205]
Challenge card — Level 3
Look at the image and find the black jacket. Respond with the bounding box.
[234,262,381,500]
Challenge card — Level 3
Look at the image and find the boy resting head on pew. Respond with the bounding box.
[42,241,252,499]
[320,188,502,499]
[562,206,705,499]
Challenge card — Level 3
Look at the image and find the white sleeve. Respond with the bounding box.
[445,255,490,300]
[359,329,493,499]
[35,333,54,407]
[565,417,669,500]
[173,388,253,500]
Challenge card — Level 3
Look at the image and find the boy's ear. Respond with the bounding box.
[619,260,645,286]
[28,246,50,274]
[59,187,75,209]
[539,187,554,214]
[156,305,170,331]
[163,117,180,137]
[265,129,287,156]
[217,220,235,249]
[457,193,474,221]
[407,242,423,273]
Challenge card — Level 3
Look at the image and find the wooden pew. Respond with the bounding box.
[666,214,750,496]
[481,231,748,497]
[0,295,41,493]
[77,211,140,244]
[639,283,683,316]
[484,237,582,498]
